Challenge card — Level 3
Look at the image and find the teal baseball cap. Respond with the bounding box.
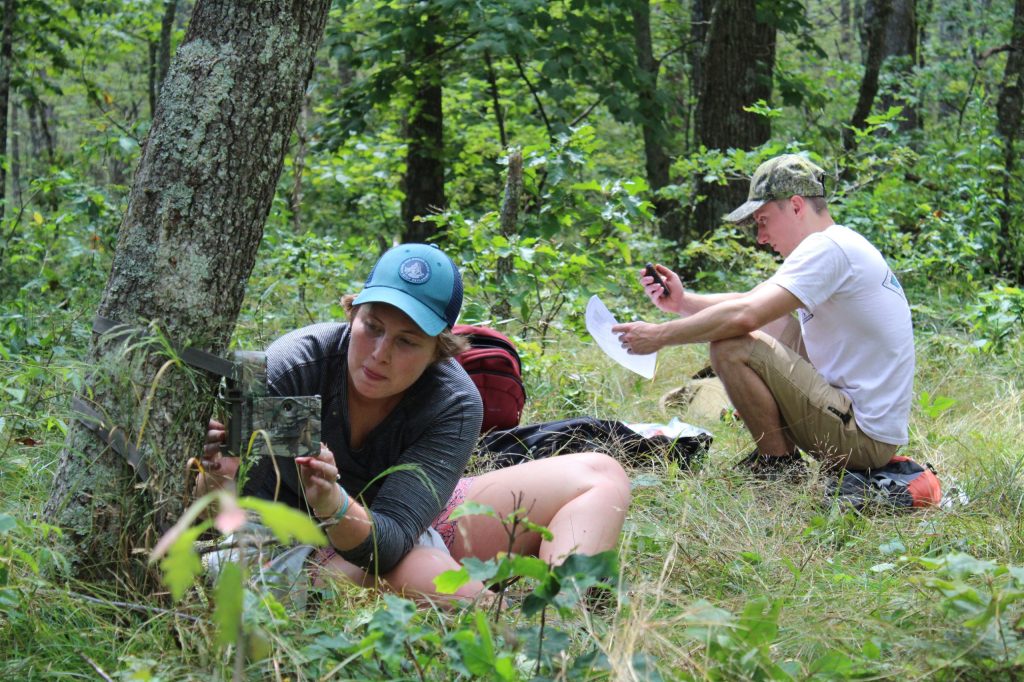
[353,244,463,336]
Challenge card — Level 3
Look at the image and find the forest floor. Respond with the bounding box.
[1,310,1022,680]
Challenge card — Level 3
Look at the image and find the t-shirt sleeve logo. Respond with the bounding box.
[881,270,905,298]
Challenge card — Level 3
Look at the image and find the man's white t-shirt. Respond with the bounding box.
[768,224,914,445]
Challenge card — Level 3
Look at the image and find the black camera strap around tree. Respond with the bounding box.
[72,315,239,483]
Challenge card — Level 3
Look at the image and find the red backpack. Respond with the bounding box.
[453,325,525,433]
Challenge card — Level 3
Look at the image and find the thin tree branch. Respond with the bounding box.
[570,95,605,128]
[512,54,553,140]
[975,43,1016,67]
[60,589,204,623]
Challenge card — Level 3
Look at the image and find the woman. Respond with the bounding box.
[202,243,631,602]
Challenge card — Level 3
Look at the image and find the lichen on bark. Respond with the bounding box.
[43,0,332,589]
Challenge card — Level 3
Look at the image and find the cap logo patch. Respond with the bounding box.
[398,257,431,284]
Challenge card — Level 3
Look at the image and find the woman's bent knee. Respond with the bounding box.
[572,452,631,506]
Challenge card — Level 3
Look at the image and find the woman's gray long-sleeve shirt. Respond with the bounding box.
[242,322,483,574]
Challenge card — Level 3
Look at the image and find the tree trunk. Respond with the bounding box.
[26,91,55,163]
[157,0,177,93]
[401,15,445,243]
[844,0,893,151]
[692,0,776,240]
[841,0,852,43]
[689,0,710,110]
[42,0,331,589]
[290,93,310,234]
[0,0,13,223]
[996,0,1024,280]
[9,95,19,208]
[634,0,682,243]
[148,39,158,118]
[149,1,179,119]
[875,0,919,131]
[484,51,507,149]
[492,149,522,323]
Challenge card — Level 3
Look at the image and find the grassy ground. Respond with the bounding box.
[1,315,1022,680]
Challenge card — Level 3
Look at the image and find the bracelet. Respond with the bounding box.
[319,484,350,524]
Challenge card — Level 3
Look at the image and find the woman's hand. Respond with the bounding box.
[296,443,345,519]
[194,419,239,495]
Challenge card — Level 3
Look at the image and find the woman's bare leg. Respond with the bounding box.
[451,452,631,564]
[314,547,487,603]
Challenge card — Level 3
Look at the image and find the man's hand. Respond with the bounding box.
[611,320,665,355]
[640,263,685,315]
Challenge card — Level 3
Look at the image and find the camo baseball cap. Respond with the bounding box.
[723,154,827,224]
[353,243,463,336]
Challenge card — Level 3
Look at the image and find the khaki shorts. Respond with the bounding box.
[747,333,897,470]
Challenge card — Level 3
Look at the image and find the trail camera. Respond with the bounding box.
[220,351,321,458]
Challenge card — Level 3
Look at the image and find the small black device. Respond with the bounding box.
[644,263,670,298]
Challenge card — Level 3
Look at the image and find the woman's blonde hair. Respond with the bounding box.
[341,294,469,361]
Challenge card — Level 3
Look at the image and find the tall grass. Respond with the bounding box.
[2,309,1022,680]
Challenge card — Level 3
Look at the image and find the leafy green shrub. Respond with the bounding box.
[961,285,1024,354]
[915,552,1024,673]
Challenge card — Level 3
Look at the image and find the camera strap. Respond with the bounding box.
[91,315,238,379]
[74,314,239,482]
[71,396,152,482]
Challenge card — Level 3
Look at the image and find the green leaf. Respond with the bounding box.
[239,497,327,546]
[1008,566,1024,585]
[809,650,853,676]
[3,388,25,404]
[473,609,495,661]
[0,514,16,535]
[461,556,502,582]
[942,552,998,579]
[962,599,998,628]
[450,614,504,677]
[159,522,209,601]
[433,566,470,594]
[213,562,244,648]
[738,598,781,647]
[516,515,554,541]
[508,555,552,581]
[447,499,499,521]
[494,656,517,681]
[879,539,906,556]
[524,573,561,617]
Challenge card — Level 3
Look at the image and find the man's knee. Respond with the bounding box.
[709,335,755,371]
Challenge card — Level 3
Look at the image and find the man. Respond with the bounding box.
[613,154,914,477]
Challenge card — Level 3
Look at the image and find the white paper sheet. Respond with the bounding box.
[585,295,657,379]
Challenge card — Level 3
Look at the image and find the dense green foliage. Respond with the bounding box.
[2,0,1024,679]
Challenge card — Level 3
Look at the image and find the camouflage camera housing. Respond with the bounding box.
[221,351,321,458]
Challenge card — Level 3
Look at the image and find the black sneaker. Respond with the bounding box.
[735,450,809,482]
